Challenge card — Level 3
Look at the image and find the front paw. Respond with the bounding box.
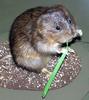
[67,47,75,53]
[56,48,68,55]
[56,47,74,55]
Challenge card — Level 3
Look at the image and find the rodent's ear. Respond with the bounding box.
[43,15,51,23]
[38,14,51,23]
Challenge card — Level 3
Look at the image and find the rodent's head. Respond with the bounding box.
[36,5,82,45]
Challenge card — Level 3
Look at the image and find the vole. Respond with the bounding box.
[9,5,82,76]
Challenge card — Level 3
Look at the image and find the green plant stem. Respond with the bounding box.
[42,47,68,99]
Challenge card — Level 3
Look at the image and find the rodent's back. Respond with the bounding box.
[10,7,47,32]
[9,6,47,55]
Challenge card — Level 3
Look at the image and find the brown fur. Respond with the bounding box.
[9,5,79,73]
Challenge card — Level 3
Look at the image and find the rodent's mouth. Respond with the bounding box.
[57,37,73,44]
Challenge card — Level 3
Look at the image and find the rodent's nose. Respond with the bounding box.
[74,29,83,37]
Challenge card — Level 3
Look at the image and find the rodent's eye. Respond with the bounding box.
[56,26,61,31]
[67,17,72,24]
